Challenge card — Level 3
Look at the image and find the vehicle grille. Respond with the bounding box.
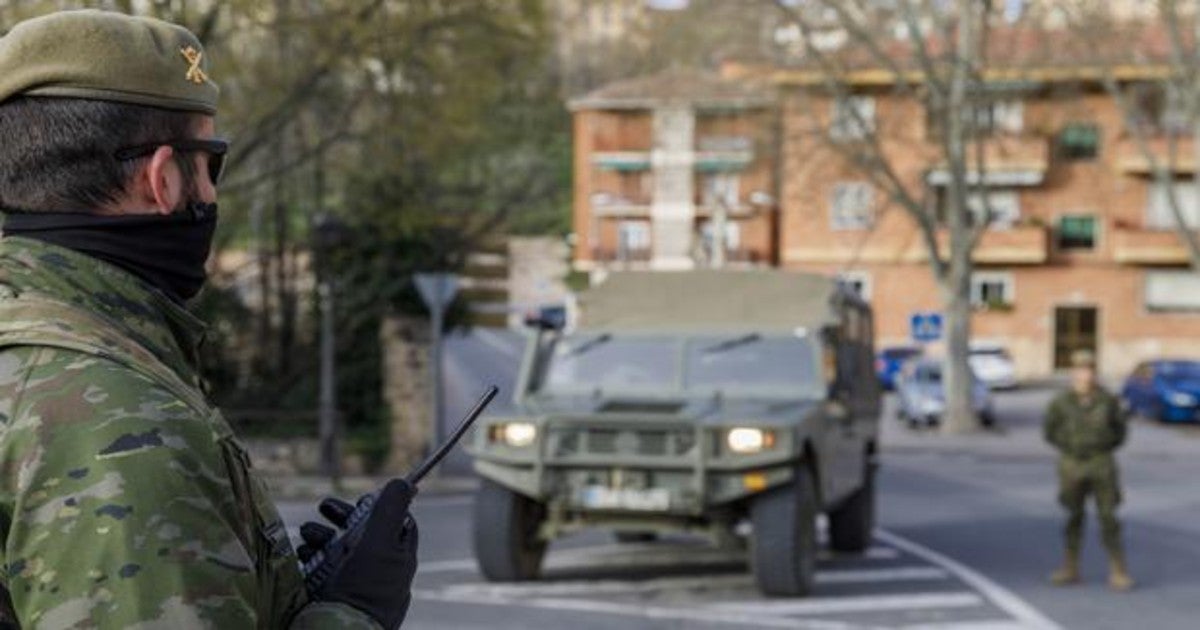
[547,426,696,459]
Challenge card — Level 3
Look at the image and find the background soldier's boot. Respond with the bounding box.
[1108,554,1134,592]
[1050,549,1081,586]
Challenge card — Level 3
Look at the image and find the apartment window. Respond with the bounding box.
[971,272,1015,310]
[701,172,740,208]
[928,99,1023,137]
[1058,123,1100,160]
[1130,83,1189,135]
[836,271,873,301]
[1148,180,1200,229]
[1146,271,1200,312]
[830,182,875,230]
[1057,215,1097,250]
[617,221,650,254]
[966,190,1021,228]
[701,220,741,251]
[831,96,876,141]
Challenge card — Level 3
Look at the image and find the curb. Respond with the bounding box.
[265,474,480,501]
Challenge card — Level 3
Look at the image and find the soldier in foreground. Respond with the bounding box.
[0,11,416,629]
[1043,350,1134,591]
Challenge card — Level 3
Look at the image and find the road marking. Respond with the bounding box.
[709,592,984,616]
[900,622,1033,630]
[414,588,865,630]
[818,566,950,583]
[434,566,949,599]
[418,543,904,575]
[875,529,1062,630]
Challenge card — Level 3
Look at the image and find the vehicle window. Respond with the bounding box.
[1157,361,1200,379]
[544,335,677,391]
[915,364,943,383]
[685,335,820,392]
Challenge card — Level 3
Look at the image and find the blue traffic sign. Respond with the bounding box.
[910,312,943,342]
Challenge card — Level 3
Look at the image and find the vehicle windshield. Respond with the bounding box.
[1156,361,1200,379]
[543,335,677,391]
[685,334,820,393]
[540,333,821,395]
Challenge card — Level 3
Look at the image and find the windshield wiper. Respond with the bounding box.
[701,333,762,355]
[563,333,611,358]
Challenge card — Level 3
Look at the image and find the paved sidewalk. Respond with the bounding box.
[264,472,479,501]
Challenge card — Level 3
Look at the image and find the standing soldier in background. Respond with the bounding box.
[1043,350,1134,592]
[0,10,416,629]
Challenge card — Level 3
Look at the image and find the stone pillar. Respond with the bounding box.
[380,314,433,474]
[650,104,697,270]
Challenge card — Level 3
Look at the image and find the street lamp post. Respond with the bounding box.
[314,214,351,488]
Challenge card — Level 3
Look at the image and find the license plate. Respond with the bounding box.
[577,485,671,511]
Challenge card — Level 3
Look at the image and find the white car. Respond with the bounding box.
[969,345,1018,390]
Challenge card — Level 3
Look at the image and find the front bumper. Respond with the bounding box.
[472,417,799,517]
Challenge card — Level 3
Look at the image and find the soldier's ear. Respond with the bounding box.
[133,145,184,216]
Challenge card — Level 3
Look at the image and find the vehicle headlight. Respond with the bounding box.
[727,427,776,455]
[1167,391,1197,407]
[491,422,537,447]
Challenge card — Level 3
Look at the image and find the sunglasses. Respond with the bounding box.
[115,138,229,184]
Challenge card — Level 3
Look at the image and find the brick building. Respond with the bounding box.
[568,68,779,272]
[570,56,1200,378]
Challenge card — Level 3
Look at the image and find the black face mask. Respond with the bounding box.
[2,202,219,303]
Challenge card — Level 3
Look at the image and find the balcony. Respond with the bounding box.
[1113,228,1195,265]
[927,135,1051,187]
[590,193,651,217]
[903,225,1050,264]
[590,247,653,264]
[1115,136,1196,175]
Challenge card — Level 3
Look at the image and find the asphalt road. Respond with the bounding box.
[277,330,1200,629]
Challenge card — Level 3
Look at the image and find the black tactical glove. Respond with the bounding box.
[298,479,420,629]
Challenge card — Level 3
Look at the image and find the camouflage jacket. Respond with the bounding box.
[0,237,378,629]
[1043,387,1128,459]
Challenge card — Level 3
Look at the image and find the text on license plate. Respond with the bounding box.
[577,486,671,511]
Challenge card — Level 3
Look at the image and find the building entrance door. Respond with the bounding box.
[1054,306,1098,369]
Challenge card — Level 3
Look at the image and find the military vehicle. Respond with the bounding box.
[469,270,881,596]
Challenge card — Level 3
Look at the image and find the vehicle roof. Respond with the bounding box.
[577,270,848,333]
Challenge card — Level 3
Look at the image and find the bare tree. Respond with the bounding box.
[773,0,1019,433]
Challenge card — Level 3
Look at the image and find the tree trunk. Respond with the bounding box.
[941,267,977,433]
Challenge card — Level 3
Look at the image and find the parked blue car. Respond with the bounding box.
[877,345,923,390]
[1121,360,1200,423]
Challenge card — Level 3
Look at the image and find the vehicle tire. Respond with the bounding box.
[980,410,997,429]
[473,479,547,582]
[751,466,818,597]
[614,531,657,543]
[827,461,876,553]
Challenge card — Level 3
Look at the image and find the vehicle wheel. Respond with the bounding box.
[828,461,876,553]
[980,410,997,429]
[614,531,657,543]
[473,479,547,582]
[751,466,818,597]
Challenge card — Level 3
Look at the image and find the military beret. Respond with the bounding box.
[0,10,218,114]
[1070,349,1096,368]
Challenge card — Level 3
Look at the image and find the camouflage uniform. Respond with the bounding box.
[1042,386,1127,559]
[0,236,378,628]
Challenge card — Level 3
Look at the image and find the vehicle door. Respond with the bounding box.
[830,308,870,502]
